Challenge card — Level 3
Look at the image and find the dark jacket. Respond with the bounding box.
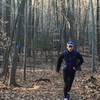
[56,49,84,72]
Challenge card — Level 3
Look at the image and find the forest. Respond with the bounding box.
[0,0,100,100]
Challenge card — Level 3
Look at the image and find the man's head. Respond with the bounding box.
[66,40,75,52]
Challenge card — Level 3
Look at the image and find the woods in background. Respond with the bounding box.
[0,0,99,86]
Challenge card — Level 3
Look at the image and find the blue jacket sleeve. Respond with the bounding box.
[56,53,64,72]
[75,52,84,71]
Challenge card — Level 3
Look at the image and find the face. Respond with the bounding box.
[67,45,74,52]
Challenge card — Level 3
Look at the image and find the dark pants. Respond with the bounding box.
[63,67,76,98]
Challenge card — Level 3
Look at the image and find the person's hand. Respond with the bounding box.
[73,67,76,71]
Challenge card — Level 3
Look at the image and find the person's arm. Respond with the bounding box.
[75,52,84,71]
[56,53,64,73]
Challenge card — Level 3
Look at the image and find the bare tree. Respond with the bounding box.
[3,0,25,86]
[87,0,96,80]
[97,0,100,61]
[23,0,30,81]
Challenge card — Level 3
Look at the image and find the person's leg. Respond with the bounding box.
[63,69,70,98]
[67,71,75,92]
[63,69,75,99]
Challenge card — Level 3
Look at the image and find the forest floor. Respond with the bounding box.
[0,56,100,100]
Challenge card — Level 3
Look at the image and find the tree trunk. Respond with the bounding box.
[23,0,28,81]
[27,0,32,57]
[1,0,6,33]
[60,0,67,49]
[97,0,100,61]
[2,0,25,85]
[88,0,96,78]
[9,0,18,86]
[9,41,18,86]
[67,0,75,40]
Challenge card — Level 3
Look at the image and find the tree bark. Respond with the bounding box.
[97,0,100,61]
[2,0,25,86]
[23,0,28,81]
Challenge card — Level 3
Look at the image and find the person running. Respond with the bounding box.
[56,40,84,100]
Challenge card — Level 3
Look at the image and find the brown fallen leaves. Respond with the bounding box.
[0,67,100,100]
